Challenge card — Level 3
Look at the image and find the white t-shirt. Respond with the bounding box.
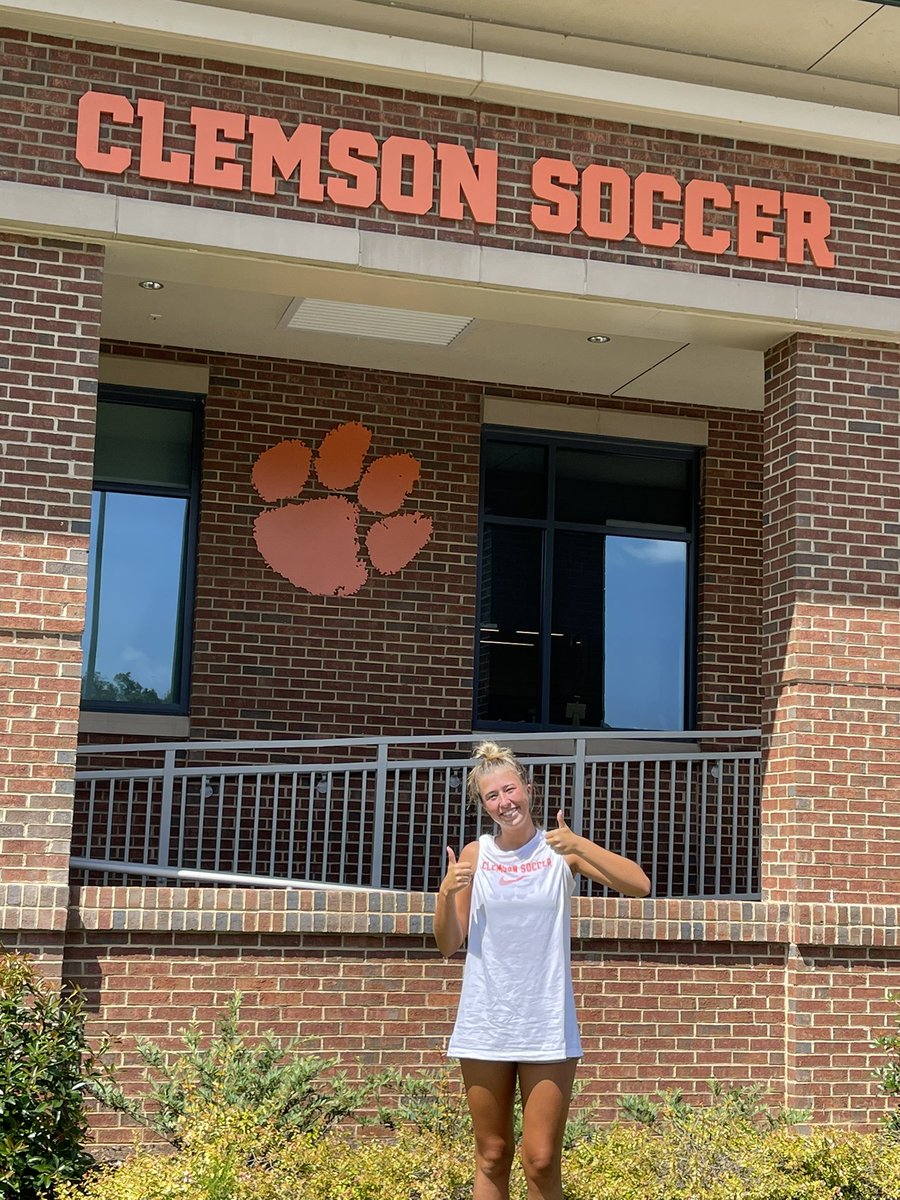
[447,829,582,1062]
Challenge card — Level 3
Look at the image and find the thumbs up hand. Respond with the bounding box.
[544,809,581,856]
[440,846,474,896]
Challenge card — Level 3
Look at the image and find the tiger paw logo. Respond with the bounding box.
[252,421,433,597]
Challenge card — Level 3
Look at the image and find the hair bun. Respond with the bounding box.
[472,740,505,762]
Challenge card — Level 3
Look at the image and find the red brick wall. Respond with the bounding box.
[64,889,900,1148]
[0,233,103,898]
[2,29,896,291]
[762,335,900,905]
[697,408,763,729]
[96,340,762,739]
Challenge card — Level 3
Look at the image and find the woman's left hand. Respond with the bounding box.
[544,810,581,856]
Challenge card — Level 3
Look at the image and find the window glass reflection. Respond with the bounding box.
[94,401,194,488]
[483,441,547,519]
[603,536,687,729]
[549,531,603,726]
[555,448,689,529]
[476,524,543,723]
[81,492,189,706]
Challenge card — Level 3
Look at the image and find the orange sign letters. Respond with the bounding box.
[75,90,835,267]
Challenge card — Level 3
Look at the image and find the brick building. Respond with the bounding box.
[1,0,900,1142]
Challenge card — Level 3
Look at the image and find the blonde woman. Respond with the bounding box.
[434,741,650,1200]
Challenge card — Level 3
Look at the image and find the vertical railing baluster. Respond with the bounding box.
[604,762,613,897]
[699,759,708,897]
[356,770,367,887]
[305,774,315,881]
[158,749,176,874]
[683,761,693,897]
[339,771,350,887]
[142,778,153,871]
[124,779,135,865]
[233,775,244,875]
[734,758,739,892]
[389,770,400,889]
[572,737,585,841]
[714,759,724,897]
[214,776,225,873]
[322,774,333,882]
[651,761,660,897]
[407,768,417,892]
[287,771,299,880]
[196,776,207,871]
[424,767,435,893]
[371,742,388,889]
[747,757,757,897]
[635,760,645,880]
[667,761,676,897]
[176,775,188,871]
[442,766,452,863]
[85,780,97,864]
[270,773,281,880]
[251,773,263,876]
[104,778,115,874]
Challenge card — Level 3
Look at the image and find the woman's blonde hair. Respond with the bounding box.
[466,741,530,806]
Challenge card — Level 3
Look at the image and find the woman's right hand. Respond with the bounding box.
[440,846,474,895]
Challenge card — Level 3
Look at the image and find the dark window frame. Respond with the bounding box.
[475,425,702,733]
[81,384,203,716]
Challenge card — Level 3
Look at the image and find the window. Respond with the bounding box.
[476,428,699,731]
[81,387,202,713]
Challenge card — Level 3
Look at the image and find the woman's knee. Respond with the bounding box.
[476,1135,515,1179]
[520,1141,562,1183]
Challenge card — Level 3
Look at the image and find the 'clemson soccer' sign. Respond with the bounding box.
[75,90,835,267]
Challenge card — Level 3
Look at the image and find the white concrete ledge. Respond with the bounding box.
[3,181,900,342]
[3,0,900,162]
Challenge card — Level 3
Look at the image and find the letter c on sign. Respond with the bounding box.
[75,91,134,174]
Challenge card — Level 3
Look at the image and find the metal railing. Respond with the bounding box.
[71,729,761,898]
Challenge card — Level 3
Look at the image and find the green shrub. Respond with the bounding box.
[58,1091,900,1200]
[565,1121,900,1200]
[57,1102,476,1200]
[0,950,99,1200]
[873,991,900,1140]
[90,990,383,1146]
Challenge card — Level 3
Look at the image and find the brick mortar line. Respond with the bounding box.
[0,626,85,641]
[772,677,900,693]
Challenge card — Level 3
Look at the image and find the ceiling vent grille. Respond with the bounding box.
[281,298,473,345]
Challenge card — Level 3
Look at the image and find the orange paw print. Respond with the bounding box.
[251,421,433,596]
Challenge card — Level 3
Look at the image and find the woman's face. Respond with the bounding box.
[478,767,533,834]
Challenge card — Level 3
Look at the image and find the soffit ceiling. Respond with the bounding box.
[179,0,900,97]
[94,0,900,409]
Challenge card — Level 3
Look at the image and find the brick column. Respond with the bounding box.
[763,334,900,1121]
[0,233,103,963]
[762,334,900,907]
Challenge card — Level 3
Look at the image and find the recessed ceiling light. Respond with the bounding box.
[587,334,611,344]
[139,279,164,290]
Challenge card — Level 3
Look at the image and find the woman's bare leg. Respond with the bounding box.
[460,1059,517,1200]
[517,1060,578,1200]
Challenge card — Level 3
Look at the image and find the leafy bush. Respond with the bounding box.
[873,992,900,1140]
[56,1087,900,1200]
[565,1120,900,1200]
[57,1103,475,1200]
[0,950,99,1200]
[90,990,382,1146]
[617,1081,812,1130]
